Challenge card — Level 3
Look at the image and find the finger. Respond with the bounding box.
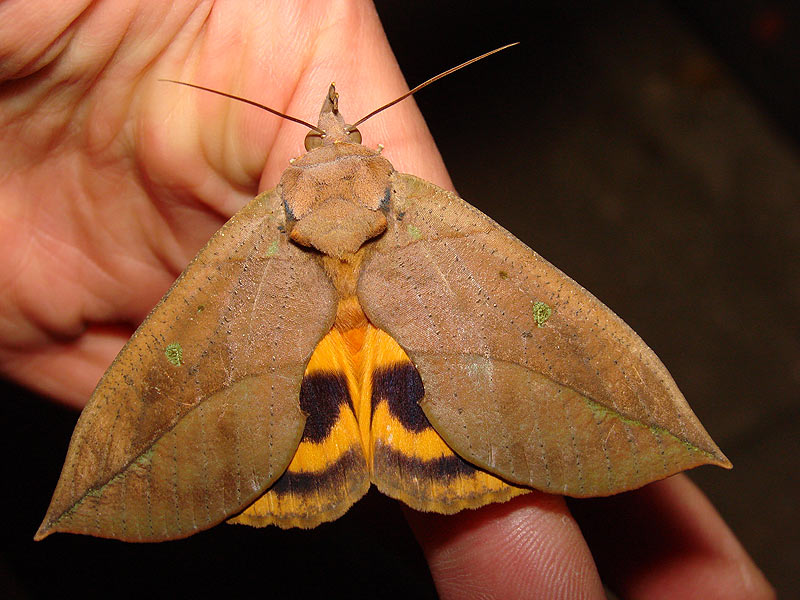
[147,1,452,210]
[569,475,775,600]
[406,493,606,600]
[0,324,134,408]
[256,0,453,193]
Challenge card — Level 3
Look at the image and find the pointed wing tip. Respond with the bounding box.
[714,454,733,470]
[703,441,732,470]
[33,522,53,541]
[34,501,63,541]
[691,445,731,471]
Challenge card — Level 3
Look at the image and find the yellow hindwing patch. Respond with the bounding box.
[356,326,528,514]
[229,328,369,529]
[232,318,526,529]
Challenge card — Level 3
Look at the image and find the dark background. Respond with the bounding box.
[3,1,798,598]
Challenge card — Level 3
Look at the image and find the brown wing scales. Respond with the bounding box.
[36,190,338,541]
[358,173,730,497]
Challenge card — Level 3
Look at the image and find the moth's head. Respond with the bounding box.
[304,84,362,150]
[280,133,393,259]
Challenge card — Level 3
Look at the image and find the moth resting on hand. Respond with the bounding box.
[36,53,730,542]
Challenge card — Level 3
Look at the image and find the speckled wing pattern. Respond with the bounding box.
[358,173,731,497]
[36,190,338,541]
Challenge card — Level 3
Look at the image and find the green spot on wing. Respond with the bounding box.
[407,224,421,240]
[165,342,183,366]
[266,240,279,256]
[532,301,552,327]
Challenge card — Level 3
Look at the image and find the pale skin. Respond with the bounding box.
[0,1,773,598]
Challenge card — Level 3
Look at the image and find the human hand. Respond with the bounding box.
[0,1,772,597]
[0,0,449,407]
[408,474,773,599]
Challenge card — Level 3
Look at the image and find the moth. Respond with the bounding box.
[36,46,730,542]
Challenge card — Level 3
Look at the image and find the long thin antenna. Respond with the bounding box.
[161,42,518,135]
[159,79,325,134]
[348,42,519,130]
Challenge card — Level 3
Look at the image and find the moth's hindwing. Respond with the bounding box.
[362,326,529,513]
[230,329,369,529]
[233,323,528,528]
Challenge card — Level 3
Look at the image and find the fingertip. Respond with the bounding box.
[406,493,606,600]
[570,475,775,600]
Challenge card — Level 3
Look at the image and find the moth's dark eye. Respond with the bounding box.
[346,127,362,144]
[304,131,324,151]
